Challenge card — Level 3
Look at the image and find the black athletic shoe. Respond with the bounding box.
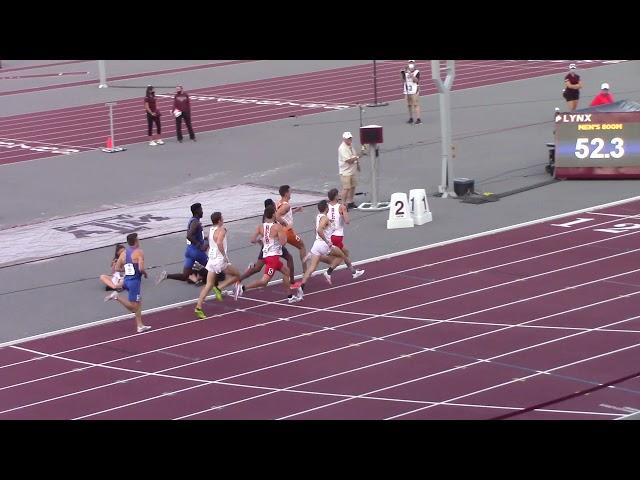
[407,118,414,124]
[415,119,422,124]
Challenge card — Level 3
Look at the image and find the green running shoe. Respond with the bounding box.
[212,286,223,302]
[194,307,206,320]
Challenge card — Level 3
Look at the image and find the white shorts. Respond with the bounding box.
[310,240,331,257]
[111,271,123,285]
[206,258,228,274]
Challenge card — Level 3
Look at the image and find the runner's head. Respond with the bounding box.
[114,243,125,259]
[191,202,203,218]
[264,198,275,208]
[211,211,222,225]
[264,205,276,220]
[318,199,328,213]
[328,188,339,202]
[126,232,138,247]
[279,185,291,200]
[146,85,154,97]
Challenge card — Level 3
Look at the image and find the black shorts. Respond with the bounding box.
[563,89,579,101]
[257,245,290,261]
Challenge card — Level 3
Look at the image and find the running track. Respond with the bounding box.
[1,197,639,419]
[0,60,618,165]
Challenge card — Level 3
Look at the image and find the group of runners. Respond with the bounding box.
[104,185,364,332]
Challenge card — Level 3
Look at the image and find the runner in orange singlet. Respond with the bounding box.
[275,185,309,275]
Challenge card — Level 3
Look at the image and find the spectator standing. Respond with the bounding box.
[401,60,422,124]
[144,86,164,146]
[562,63,583,111]
[590,83,615,107]
[338,132,360,209]
[172,85,196,143]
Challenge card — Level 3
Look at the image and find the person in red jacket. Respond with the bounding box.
[172,85,196,143]
[590,83,615,107]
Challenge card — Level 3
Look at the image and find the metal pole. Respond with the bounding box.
[431,60,456,197]
[367,60,388,107]
[371,144,379,206]
[108,103,115,147]
[373,61,379,105]
[98,60,107,88]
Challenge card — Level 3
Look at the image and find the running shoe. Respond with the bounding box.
[234,282,243,301]
[212,286,223,302]
[156,139,165,145]
[295,286,304,300]
[323,271,332,285]
[104,291,119,302]
[137,325,152,333]
[352,269,365,279]
[149,140,158,146]
[194,307,206,320]
[155,270,167,285]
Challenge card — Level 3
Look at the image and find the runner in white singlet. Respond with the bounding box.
[294,200,364,289]
[235,204,303,303]
[194,211,242,319]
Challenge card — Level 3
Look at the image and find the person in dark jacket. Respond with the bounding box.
[172,85,196,142]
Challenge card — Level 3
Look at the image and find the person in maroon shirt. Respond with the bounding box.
[590,83,615,107]
[172,85,196,142]
[562,63,583,111]
[144,86,164,146]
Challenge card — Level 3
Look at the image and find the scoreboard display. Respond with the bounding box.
[554,112,640,179]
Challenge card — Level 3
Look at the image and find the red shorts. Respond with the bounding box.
[263,255,283,277]
[330,235,344,250]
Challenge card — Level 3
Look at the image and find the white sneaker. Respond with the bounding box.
[149,140,158,146]
[222,289,234,297]
[104,291,119,302]
[137,325,152,333]
[295,286,304,300]
[323,271,332,285]
[234,282,243,301]
[156,139,164,145]
[155,270,167,285]
[352,269,365,279]
[288,295,301,304]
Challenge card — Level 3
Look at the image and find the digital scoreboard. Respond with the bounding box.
[554,112,640,178]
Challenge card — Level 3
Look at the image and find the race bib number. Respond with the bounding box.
[267,267,275,276]
[124,263,136,276]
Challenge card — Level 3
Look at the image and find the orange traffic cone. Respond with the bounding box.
[105,136,113,149]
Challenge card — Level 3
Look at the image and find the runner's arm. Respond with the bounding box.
[216,228,229,262]
[275,224,287,245]
[251,224,263,244]
[275,204,290,227]
[317,217,332,246]
[340,204,351,224]
[135,250,148,278]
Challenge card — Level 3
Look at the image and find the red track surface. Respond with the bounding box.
[1,198,639,419]
[0,60,612,165]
